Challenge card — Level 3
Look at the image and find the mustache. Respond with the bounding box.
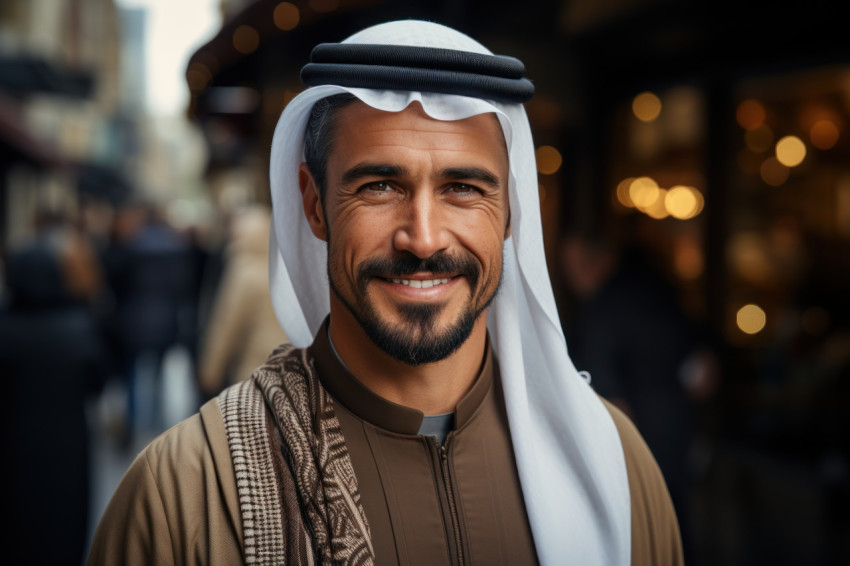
[357,252,480,291]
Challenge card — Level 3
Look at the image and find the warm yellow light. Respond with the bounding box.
[694,188,705,215]
[643,188,669,219]
[729,233,772,284]
[309,0,339,11]
[616,177,635,207]
[665,185,702,219]
[632,92,662,123]
[629,176,660,208]
[810,120,840,150]
[233,25,259,54]
[737,304,767,335]
[760,157,789,186]
[736,99,766,130]
[535,145,562,175]
[745,124,773,153]
[274,2,300,30]
[775,135,806,167]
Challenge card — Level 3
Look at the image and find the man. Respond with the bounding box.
[89,20,682,565]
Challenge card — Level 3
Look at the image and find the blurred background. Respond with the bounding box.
[1,0,848,564]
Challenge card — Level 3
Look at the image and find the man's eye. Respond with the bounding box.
[362,182,393,192]
[447,184,479,196]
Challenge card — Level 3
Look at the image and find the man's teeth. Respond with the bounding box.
[390,278,450,288]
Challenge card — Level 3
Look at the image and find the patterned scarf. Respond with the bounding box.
[219,344,374,565]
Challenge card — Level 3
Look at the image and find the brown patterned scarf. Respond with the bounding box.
[219,344,374,565]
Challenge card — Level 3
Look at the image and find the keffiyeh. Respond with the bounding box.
[267,19,630,565]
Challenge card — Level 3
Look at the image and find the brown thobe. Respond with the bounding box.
[312,329,538,565]
[89,333,683,565]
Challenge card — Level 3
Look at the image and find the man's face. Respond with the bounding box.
[302,101,511,365]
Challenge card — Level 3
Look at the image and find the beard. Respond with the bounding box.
[328,250,502,366]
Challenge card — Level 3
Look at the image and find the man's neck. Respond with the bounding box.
[327,299,488,416]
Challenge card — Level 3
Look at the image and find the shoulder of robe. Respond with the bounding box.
[140,397,233,481]
[599,396,685,566]
[88,396,243,565]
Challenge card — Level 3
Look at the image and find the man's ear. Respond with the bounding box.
[299,163,328,241]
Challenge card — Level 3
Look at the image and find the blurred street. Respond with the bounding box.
[85,345,198,555]
[2,1,849,565]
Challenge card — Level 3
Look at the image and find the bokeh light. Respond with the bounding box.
[233,25,259,54]
[760,157,789,186]
[673,237,704,280]
[616,177,636,207]
[186,62,211,91]
[665,185,703,219]
[642,188,669,219]
[736,99,766,130]
[729,233,773,284]
[629,176,660,208]
[775,135,806,167]
[535,146,563,175]
[745,124,774,153]
[810,119,840,150]
[632,92,662,122]
[737,304,767,335]
[274,2,300,30]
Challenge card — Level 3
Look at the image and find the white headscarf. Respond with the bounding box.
[268,20,630,565]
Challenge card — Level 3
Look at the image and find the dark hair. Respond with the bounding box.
[303,93,357,195]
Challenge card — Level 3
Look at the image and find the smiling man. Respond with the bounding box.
[306,101,510,413]
[90,20,683,566]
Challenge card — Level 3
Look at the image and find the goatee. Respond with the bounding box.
[329,251,500,366]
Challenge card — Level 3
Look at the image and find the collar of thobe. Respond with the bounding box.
[311,317,492,436]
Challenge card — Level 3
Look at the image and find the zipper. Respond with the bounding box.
[437,439,464,566]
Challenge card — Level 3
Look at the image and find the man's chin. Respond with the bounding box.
[330,280,481,365]
[361,311,478,366]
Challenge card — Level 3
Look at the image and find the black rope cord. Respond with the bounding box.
[301,43,534,103]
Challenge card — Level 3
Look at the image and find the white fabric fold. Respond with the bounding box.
[268,19,630,565]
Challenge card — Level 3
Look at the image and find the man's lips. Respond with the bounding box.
[382,275,454,289]
[373,273,462,292]
[356,253,479,295]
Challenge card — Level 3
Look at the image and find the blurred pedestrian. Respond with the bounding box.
[105,201,195,445]
[560,231,716,560]
[0,218,109,565]
[197,205,288,397]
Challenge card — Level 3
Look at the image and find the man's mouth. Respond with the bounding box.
[386,277,451,288]
[357,253,479,295]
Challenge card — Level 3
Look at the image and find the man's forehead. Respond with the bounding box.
[331,99,508,156]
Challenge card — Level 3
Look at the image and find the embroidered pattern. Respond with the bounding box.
[219,380,285,564]
[222,344,374,565]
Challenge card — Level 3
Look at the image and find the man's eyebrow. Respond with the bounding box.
[441,167,501,188]
[340,163,406,185]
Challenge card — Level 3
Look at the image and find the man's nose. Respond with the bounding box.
[392,192,450,259]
